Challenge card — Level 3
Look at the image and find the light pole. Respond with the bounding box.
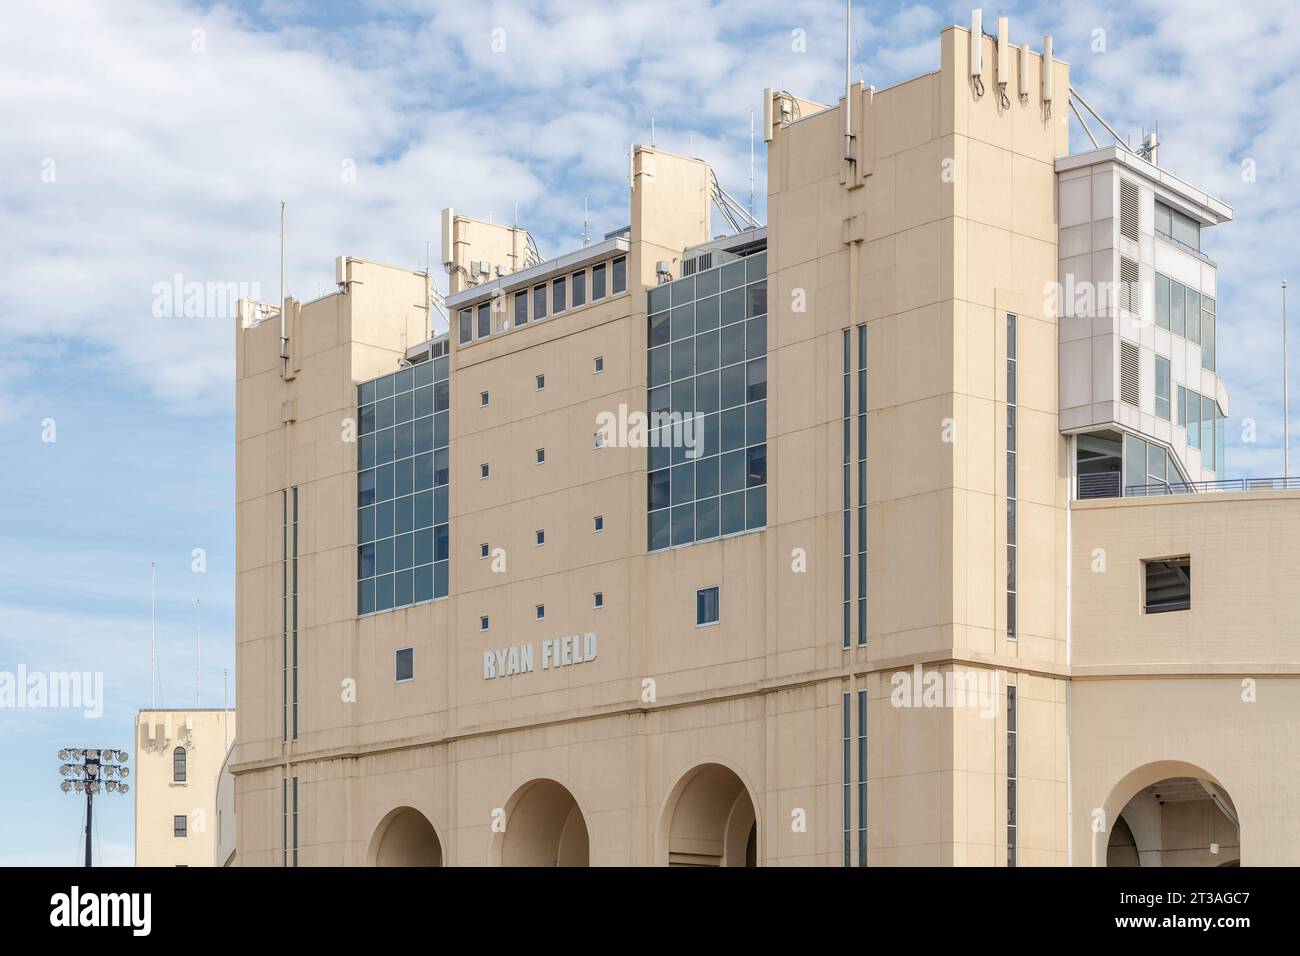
[58,748,130,867]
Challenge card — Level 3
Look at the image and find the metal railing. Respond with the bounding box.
[1124,477,1300,497]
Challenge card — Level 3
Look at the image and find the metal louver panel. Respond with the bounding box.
[1120,179,1140,241]
[1120,340,1140,407]
[1120,256,1140,314]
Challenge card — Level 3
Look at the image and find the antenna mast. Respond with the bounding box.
[149,562,156,709]
[195,598,202,708]
[844,0,854,161]
[278,201,287,361]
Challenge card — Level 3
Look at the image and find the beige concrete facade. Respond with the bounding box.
[230,17,1299,866]
[134,709,235,867]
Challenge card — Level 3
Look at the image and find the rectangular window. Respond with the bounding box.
[514,290,528,327]
[535,373,545,390]
[842,691,851,867]
[1186,389,1201,449]
[1007,685,1017,868]
[481,463,490,479]
[291,486,299,740]
[856,324,867,647]
[356,360,452,615]
[572,270,587,308]
[174,814,187,838]
[535,448,545,464]
[535,529,544,546]
[459,308,473,345]
[1007,315,1017,642]
[1155,274,1170,330]
[696,586,719,626]
[594,591,603,608]
[282,778,287,866]
[533,284,547,321]
[593,356,604,374]
[1170,280,1185,337]
[1155,200,1173,238]
[857,687,868,866]
[480,542,489,558]
[1202,298,1216,371]
[593,515,604,532]
[647,255,766,552]
[553,276,567,313]
[842,328,851,649]
[395,647,414,682]
[612,256,627,294]
[1155,355,1170,421]
[281,489,288,743]
[535,604,545,621]
[291,776,299,868]
[480,615,489,631]
[1144,556,1191,613]
[1202,395,1215,470]
[1186,287,1201,344]
[592,262,607,300]
[476,301,491,338]
[480,390,489,407]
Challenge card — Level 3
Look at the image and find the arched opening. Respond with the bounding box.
[500,779,589,867]
[660,763,758,867]
[1103,765,1240,867]
[369,807,443,867]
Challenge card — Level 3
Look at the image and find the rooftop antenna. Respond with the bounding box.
[582,196,590,247]
[1285,279,1290,480]
[278,201,287,361]
[149,562,156,709]
[843,0,855,161]
[195,598,201,708]
[651,115,656,148]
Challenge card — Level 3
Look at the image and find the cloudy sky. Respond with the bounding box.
[1,0,1296,865]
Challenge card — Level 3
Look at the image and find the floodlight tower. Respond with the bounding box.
[58,748,130,867]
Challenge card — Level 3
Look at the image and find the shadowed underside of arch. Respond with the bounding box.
[501,779,590,867]
[663,763,757,867]
[370,806,443,867]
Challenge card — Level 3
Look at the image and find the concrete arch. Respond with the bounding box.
[367,806,444,867]
[1098,760,1240,867]
[493,778,590,867]
[657,761,760,867]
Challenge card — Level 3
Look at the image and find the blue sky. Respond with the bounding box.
[2,0,1297,865]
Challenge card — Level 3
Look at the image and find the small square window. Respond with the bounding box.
[480,390,489,407]
[480,463,490,479]
[395,647,414,682]
[535,604,545,620]
[594,591,604,608]
[593,515,604,532]
[536,529,545,546]
[480,542,489,559]
[174,814,188,838]
[536,374,545,390]
[594,356,604,373]
[480,615,489,631]
[594,431,605,448]
[535,448,545,464]
[1144,556,1191,613]
[696,586,720,626]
